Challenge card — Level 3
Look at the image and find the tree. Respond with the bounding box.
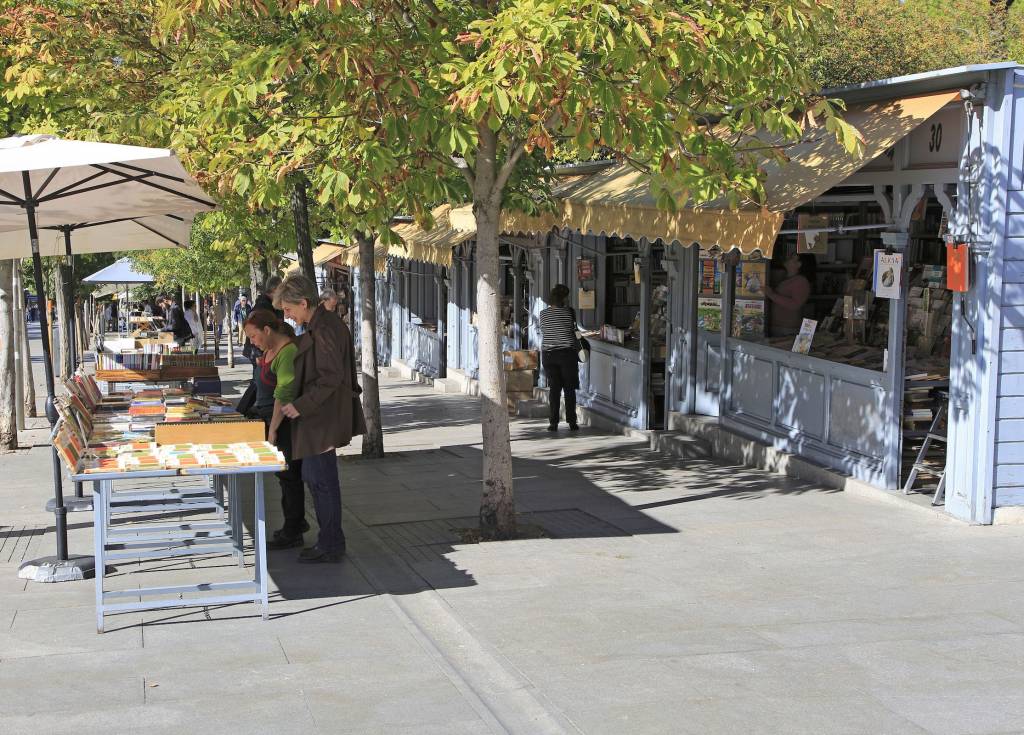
[149,0,859,538]
[0,259,16,449]
[13,0,859,539]
[807,0,1013,88]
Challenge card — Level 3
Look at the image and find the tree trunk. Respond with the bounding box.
[55,262,73,377]
[249,249,267,299]
[222,291,235,368]
[17,263,36,418]
[473,129,516,539]
[0,260,17,450]
[12,262,27,428]
[357,232,385,458]
[213,294,222,360]
[291,178,316,284]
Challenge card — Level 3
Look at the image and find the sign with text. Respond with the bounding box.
[872,250,904,299]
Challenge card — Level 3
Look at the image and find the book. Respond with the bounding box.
[792,319,818,355]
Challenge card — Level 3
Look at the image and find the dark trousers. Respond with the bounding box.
[274,419,306,535]
[260,411,306,535]
[301,450,346,553]
[543,348,579,428]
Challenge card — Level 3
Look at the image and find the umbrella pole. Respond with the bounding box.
[62,228,77,371]
[17,174,94,583]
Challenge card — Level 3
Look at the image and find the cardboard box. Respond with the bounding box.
[505,370,534,392]
[155,419,264,445]
[503,350,539,371]
[506,390,533,413]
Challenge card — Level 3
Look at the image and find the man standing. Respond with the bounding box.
[232,293,252,344]
[159,295,194,345]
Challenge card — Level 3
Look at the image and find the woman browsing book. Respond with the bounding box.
[243,309,307,550]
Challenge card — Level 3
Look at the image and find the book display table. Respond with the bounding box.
[76,464,280,633]
[52,372,286,632]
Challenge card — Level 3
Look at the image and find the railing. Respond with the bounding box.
[404,322,442,378]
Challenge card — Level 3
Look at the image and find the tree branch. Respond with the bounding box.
[493,138,526,194]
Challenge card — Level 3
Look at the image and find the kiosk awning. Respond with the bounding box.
[385,204,469,268]
[285,244,345,274]
[447,90,960,257]
[763,90,961,211]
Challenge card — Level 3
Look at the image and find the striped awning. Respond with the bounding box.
[285,244,346,274]
[445,89,961,258]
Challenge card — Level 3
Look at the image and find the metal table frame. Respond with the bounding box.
[73,465,281,633]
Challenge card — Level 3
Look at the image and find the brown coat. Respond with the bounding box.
[290,305,366,460]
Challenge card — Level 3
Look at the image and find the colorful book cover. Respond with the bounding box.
[697,297,722,332]
[731,299,765,339]
[792,318,818,354]
[736,261,767,299]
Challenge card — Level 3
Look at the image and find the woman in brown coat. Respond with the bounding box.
[277,273,364,563]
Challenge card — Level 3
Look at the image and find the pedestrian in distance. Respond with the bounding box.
[539,283,580,432]
[243,309,308,550]
[275,273,366,563]
[319,287,348,320]
[159,294,194,345]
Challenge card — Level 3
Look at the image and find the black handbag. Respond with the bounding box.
[236,381,257,417]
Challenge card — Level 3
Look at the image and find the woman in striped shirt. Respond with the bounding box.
[539,284,579,432]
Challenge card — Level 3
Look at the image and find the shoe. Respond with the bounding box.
[297,546,345,564]
[547,424,558,432]
[273,521,310,540]
[267,534,303,550]
[568,424,579,431]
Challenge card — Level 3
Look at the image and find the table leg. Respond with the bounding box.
[230,475,244,567]
[254,472,269,620]
[93,481,107,634]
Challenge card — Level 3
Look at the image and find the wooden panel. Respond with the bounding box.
[996,487,1024,506]
[996,465,1024,487]
[155,420,264,445]
[704,341,721,393]
[1002,282,1024,306]
[613,358,644,408]
[730,350,774,422]
[996,419,1024,442]
[1008,213,1024,240]
[827,378,887,458]
[997,397,1024,420]
[999,373,1024,396]
[776,365,826,438]
[995,441,1024,464]
[1011,72,1024,192]
[1001,327,1024,349]
[1004,237,1024,262]
[1008,189,1024,214]
[1006,261,1024,284]
[1001,352,1024,375]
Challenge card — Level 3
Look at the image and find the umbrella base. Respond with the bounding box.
[18,555,96,583]
[45,497,93,513]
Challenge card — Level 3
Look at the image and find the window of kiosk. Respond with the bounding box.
[593,236,642,350]
[724,201,911,375]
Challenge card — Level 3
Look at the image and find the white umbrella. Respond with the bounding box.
[0,134,215,582]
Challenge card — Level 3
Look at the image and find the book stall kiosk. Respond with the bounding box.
[96,338,219,391]
[53,373,283,632]
[715,193,954,498]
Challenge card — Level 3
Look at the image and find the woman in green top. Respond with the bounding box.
[243,309,306,549]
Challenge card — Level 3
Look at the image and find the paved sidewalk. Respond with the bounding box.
[3,336,1024,733]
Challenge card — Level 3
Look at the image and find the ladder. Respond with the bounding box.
[902,392,948,506]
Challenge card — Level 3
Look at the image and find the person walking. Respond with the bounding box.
[539,284,580,432]
[276,273,365,563]
[242,309,308,549]
[232,293,252,344]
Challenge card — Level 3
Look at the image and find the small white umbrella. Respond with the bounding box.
[0,134,215,582]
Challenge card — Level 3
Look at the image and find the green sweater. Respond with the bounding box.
[271,343,298,403]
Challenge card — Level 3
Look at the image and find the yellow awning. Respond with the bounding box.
[330,242,388,273]
[764,90,961,211]
[384,204,468,268]
[285,244,346,274]
[447,90,960,258]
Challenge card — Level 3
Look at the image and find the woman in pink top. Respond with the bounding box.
[765,253,814,337]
